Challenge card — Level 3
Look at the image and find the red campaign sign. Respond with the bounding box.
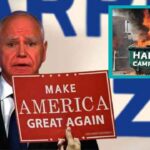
[12,71,116,142]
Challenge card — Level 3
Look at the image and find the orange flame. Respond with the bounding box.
[136,9,150,47]
[143,9,150,30]
[135,40,150,47]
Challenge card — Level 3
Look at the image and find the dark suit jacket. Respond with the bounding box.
[0,99,98,150]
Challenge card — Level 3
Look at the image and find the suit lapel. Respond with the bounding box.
[0,100,9,149]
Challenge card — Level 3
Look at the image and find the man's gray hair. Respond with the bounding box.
[0,10,45,40]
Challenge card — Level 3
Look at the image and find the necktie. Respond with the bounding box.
[8,95,28,150]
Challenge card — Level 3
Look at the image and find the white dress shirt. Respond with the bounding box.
[0,75,15,137]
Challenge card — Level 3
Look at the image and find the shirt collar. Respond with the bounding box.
[0,75,13,101]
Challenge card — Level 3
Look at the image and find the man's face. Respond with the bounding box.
[0,15,47,84]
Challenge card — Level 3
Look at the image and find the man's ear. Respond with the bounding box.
[42,41,47,62]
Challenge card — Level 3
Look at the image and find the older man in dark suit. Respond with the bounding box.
[0,11,98,150]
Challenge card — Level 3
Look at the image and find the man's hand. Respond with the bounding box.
[57,127,81,150]
[66,127,80,150]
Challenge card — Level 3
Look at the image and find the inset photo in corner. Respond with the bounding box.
[109,6,150,78]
